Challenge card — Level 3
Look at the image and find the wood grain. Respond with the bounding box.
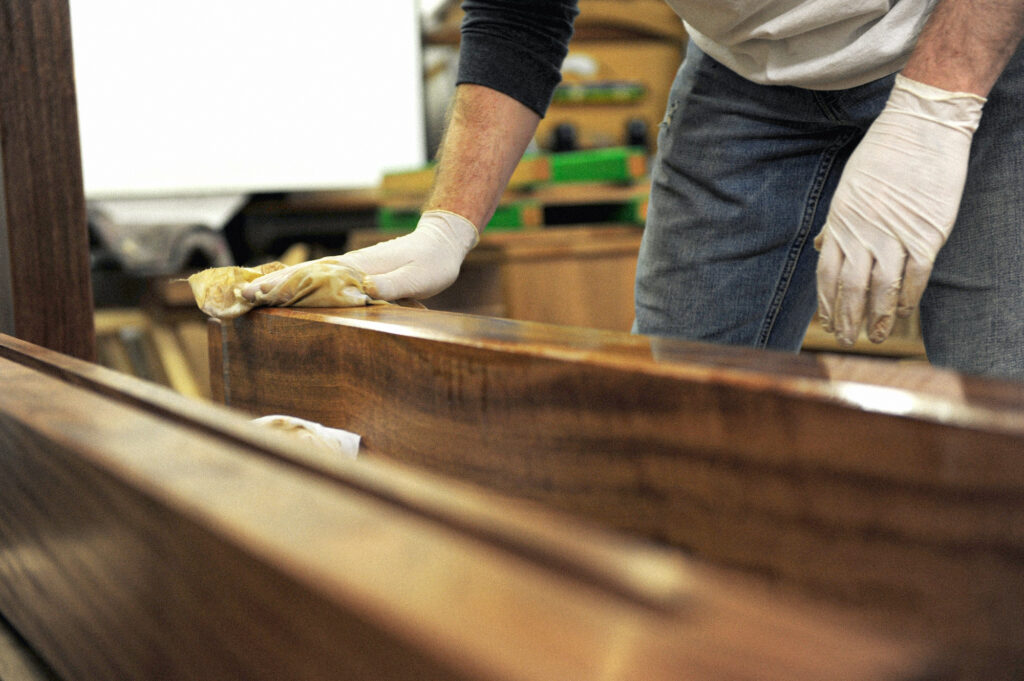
[0,333,934,681]
[213,305,1024,680]
[0,614,59,681]
[0,0,95,360]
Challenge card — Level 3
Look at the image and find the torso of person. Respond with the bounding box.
[665,0,939,89]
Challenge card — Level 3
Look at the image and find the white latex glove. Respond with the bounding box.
[340,209,478,300]
[253,414,360,461]
[242,209,478,305]
[815,74,985,346]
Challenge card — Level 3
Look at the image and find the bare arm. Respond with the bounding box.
[423,84,541,230]
[902,0,1024,95]
[244,4,568,303]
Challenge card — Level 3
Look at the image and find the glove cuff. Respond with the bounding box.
[419,209,480,254]
[890,74,986,133]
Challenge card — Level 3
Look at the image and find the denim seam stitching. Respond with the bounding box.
[811,91,844,122]
[755,130,857,347]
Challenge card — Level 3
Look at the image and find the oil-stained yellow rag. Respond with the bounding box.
[187,258,381,319]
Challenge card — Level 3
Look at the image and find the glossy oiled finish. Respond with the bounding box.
[0,333,934,681]
[0,613,59,681]
[0,0,95,360]
[213,306,1024,680]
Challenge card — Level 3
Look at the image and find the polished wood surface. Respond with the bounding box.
[213,305,1024,680]
[0,332,934,681]
[0,614,59,681]
[0,0,95,360]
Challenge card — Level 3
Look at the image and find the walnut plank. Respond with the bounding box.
[0,0,94,360]
[0,614,59,681]
[213,306,1024,680]
[0,333,934,681]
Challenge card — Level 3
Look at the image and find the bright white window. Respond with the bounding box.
[70,1,425,199]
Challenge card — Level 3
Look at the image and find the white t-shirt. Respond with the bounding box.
[666,0,939,90]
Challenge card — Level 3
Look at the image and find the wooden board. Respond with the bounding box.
[0,614,59,681]
[211,305,1024,680]
[0,0,94,360]
[0,332,934,681]
[536,41,684,152]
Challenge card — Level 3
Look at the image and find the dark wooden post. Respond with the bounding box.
[0,0,95,361]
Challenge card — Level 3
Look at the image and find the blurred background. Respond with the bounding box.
[75,0,920,401]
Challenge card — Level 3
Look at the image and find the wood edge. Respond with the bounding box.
[0,613,61,681]
[0,355,938,681]
[207,318,226,404]
[245,307,1024,436]
[0,0,95,363]
[0,334,692,612]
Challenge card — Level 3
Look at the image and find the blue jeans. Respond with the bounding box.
[635,41,1024,380]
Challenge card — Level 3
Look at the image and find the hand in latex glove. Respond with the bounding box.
[815,75,985,346]
[242,210,478,305]
[338,209,478,300]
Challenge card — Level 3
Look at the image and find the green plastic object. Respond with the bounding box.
[377,203,536,231]
[614,196,647,226]
[551,81,646,105]
[549,147,646,184]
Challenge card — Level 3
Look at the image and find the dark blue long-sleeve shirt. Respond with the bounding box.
[457,0,579,117]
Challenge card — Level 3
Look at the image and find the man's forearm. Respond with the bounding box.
[903,0,1024,95]
[424,84,541,230]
